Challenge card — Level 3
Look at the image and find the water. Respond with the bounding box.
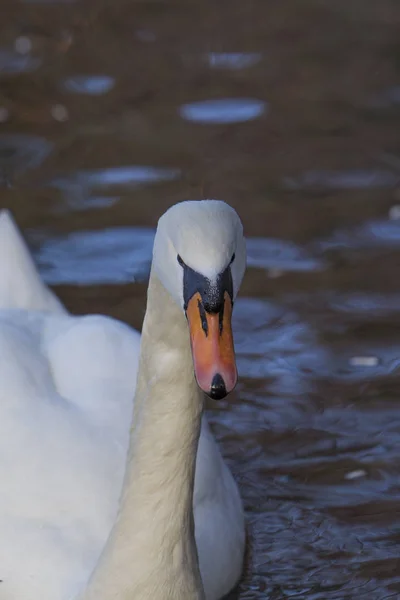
[179,98,268,124]
[2,0,400,598]
[0,48,41,75]
[61,75,115,96]
[0,135,53,185]
[48,165,181,211]
[207,53,262,71]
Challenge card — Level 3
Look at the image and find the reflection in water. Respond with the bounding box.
[49,166,181,211]
[62,76,115,95]
[32,227,154,284]
[0,49,41,74]
[33,229,326,284]
[68,167,181,187]
[207,53,262,70]
[234,297,327,387]
[328,292,400,316]
[317,219,400,250]
[214,284,400,599]
[283,170,399,191]
[349,356,379,367]
[246,237,324,272]
[0,135,53,185]
[368,86,400,108]
[179,98,267,123]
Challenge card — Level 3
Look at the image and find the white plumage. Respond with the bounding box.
[0,207,245,600]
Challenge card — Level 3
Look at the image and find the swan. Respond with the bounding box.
[0,199,246,600]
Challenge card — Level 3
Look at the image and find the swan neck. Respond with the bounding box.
[82,270,205,600]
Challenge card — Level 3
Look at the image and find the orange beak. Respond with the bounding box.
[186,291,237,399]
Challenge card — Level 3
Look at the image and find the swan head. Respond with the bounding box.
[152,199,246,400]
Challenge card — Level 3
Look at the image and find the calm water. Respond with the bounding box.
[2,0,400,598]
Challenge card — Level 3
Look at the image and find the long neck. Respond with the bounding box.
[82,272,205,600]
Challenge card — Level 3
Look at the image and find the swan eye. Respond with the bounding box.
[230,253,235,264]
[177,254,185,267]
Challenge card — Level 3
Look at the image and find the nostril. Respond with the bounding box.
[209,373,227,400]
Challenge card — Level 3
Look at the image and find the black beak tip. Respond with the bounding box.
[208,373,227,400]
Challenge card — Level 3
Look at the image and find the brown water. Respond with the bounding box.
[2,0,400,598]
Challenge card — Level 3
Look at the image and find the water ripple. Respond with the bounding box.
[246,237,325,273]
[283,170,399,191]
[32,228,324,285]
[207,52,262,70]
[179,98,267,124]
[0,49,41,75]
[0,135,53,184]
[32,227,154,285]
[316,219,400,251]
[49,166,181,211]
[62,75,115,95]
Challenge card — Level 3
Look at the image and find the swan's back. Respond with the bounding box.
[0,211,141,599]
[0,210,64,313]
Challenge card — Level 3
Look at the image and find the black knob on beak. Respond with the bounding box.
[209,373,227,400]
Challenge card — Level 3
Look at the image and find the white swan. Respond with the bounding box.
[0,200,246,600]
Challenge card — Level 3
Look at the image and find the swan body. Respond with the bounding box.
[0,203,245,600]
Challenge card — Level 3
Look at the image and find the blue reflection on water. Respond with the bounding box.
[62,75,115,95]
[179,98,267,124]
[49,166,181,211]
[32,226,324,285]
[283,170,399,191]
[317,219,400,250]
[207,53,261,70]
[0,135,53,184]
[33,227,155,285]
[0,49,41,74]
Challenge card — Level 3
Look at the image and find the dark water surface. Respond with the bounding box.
[2,0,400,598]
